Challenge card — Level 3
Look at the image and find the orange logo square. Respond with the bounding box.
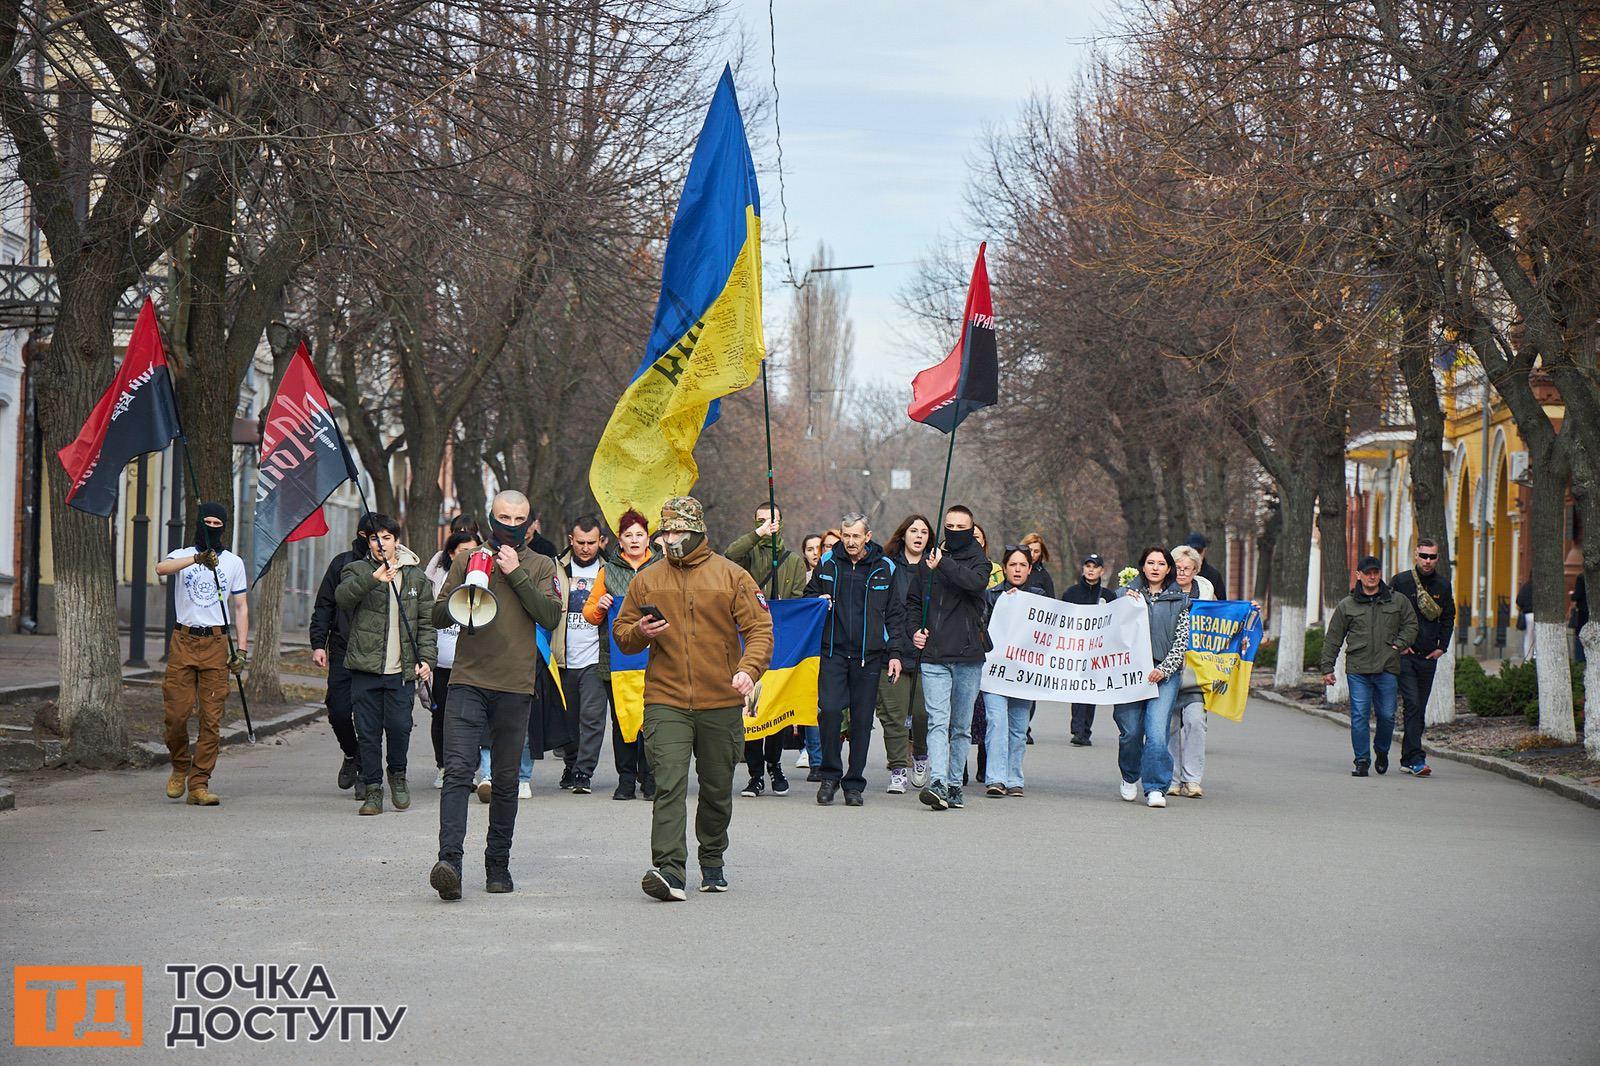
[13,966,143,1048]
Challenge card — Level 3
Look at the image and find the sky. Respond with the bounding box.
[733,0,1111,388]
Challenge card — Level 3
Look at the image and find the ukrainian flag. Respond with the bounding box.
[589,65,764,531]
[744,598,827,741]
[606,601,651,743]
[1183,600,1263,722]
[605,597,825,743]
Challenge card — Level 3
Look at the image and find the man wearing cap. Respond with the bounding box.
[1185,533,1226,598]
[614,496,774,900]
[1321,555,1418,777]
[154,502,249,806]
[1061,553,1115,745]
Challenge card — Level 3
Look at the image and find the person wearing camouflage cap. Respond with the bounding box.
[613,495,774,900]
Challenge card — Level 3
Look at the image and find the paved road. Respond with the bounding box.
[3,696,1597,1063]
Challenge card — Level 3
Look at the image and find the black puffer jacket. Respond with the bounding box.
[805,542,905,663]
[905,530,991,664]
[1060,575,1114,607]
[888,550,929,673]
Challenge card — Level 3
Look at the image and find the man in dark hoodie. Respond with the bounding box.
[729,502,807,797]
[906,505,991,811]
[310,511,380,793]
[1321,556,1418,777]
[1061,553,1116,745]
[1390,538,1454,777]
[804,513,905,806]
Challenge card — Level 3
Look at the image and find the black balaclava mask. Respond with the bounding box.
[195,502,228,553]
[943,525,975,553]
[353,512,379,555]
[490,515,529,550]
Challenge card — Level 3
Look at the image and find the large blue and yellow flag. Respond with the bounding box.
[606,597,825,743]
[589,65,764,531]
[1184,600,1263,722]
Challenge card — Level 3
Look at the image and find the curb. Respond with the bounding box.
[131,702,326,765]
[1253,688,1600,811]
[0,670,161,703]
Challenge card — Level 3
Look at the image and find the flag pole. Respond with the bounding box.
[760,361,780,595]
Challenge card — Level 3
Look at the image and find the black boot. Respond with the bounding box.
[613,775,637,801]
[486,862,514,894]
[816,780,838,805]
[337,757,358,790]
[640,774,657,800]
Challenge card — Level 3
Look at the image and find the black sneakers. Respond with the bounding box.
[571,776,593,795]
[919,781,950,811]
[642,868,686,901]
[486,865,514,894]
[1352,759,1371,777]
[1375,751,1389,775]
[816,780,838,805]
[559,768,576,790]
[698,867,728,893]
[740,776,765,798]
[337,757,359,790]
[948,786,966,809]
[769,767,790,795]
[613,779,637,801]
[430,861,462,902]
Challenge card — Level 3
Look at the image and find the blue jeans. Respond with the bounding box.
[1113,673,1180,794]
[478,741,533,783]
[921,662,981,787]
[802,724,822,765]
[1347,671,1397,761]
[982,693,1032,788]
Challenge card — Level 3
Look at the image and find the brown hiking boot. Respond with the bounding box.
[388,772,410,811]
[186,787,220,806]
[358,784,384,815]
[166,772,186,800]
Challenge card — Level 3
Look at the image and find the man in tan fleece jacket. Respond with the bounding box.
[614,495,773,900]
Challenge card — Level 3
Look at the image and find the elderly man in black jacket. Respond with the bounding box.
[1389,538,1454,777]
[804,514,905,806]
[309,511,379,793]
[906,505,991,811]
[1061,553,1116,745]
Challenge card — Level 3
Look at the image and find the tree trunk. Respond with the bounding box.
[36,284,129,765]
[1201,453,1229,593]
[401,418,447,554]
[1396,305,1456,723]
[453,429,487,526]
[172,196,240,527]
[244,543,288,704]
[1583,620,1600,760]
[1315,418,1350,703]
[1529,442,1576,741]
[1118,440,1162,561]
[1159,459,1191,544]
[1272,484,1315,689]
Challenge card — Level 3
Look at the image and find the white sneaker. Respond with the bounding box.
[887,769,907,794]
[909,757,930,789]
[517,781,532,800]
[795,751,811,769]
[1146,790,1166,808]
[433,768,444,789]
[1119,780,1138,802]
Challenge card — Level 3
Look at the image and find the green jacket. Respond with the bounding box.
[1320,582,1418,677]
[336,544,437,680]
[726,530,807,600]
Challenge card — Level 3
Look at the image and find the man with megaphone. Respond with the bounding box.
[429,490,563,902]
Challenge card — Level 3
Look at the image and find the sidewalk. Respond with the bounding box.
[0,631,160,691]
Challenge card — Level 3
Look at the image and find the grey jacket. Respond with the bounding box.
[1119,579,1192,678]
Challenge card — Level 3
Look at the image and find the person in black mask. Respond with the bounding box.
[1061,553,1116,745]
[311,511,381,794]
[154,502,250,806]
[906,505,991,811]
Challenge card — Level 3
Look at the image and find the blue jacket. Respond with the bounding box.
[804,541,905,663]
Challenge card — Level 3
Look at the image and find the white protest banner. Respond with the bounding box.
[980,590,1159,703]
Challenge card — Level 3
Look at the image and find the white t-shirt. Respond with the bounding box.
[565,558,601,668]
[429,565,460,669]
[168,548,248,628]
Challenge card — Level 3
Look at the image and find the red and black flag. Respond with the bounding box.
[57,298,183,516]
[252,341,358,584]
[908,242,998,433]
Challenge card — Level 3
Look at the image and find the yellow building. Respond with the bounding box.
[1346,366,1572,657]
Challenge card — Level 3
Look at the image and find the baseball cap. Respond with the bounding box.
[1357,554,1383,572]
[1082,553,1105,567]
